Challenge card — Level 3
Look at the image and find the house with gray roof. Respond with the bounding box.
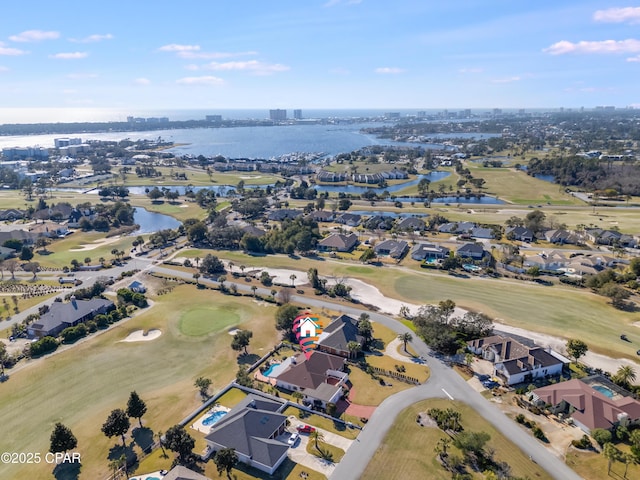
[470,227,495,239]
[318,233,358,252]
[309,210,335,223]
[267,209,303,221]
[396,216,426,231]
[374,239,409,259]
[335,213,361,227]
[456,243,485,260]
[274,351,348,408]
[438,221,476,234]
[505,226,534,242]
[241,225,266,238]
[27,298,114,338]
[411,243,449,261]
[468,335,565,385]
[316,314,365,358]
[204,394,289,475]
[163,466,211,480]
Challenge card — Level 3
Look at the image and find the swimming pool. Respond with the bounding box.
[202,410,228,426]
[593,385,615,398]
[263,363,281,377]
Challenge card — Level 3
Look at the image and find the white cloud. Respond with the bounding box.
[0,42,28,56]
[70,33,114,43]
[491,76,521,84]
[50,52,88,60]
[458,67,483,74]
[134,77,151,85]
[177,50,258,60]
[627,55,640,62]
[375,67,405,74]
[158,44,201,52]
[66,72,98,79]
[594,7,640,24]
[544,39,640,55]
[9,30,60,42]
[0,66,8,72]
[176,75,224,86]
[204,60,289,75]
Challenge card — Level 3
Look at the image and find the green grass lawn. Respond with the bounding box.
[178,305,240,336]
[361,399,553,480]
[215,387,248,409]
[466,166,582,205]
[305,439,345,463]
[0,285,279,480]
[566,444,640,480]
[176,248,640,361]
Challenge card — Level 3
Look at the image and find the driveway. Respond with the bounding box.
[284,416,355,477]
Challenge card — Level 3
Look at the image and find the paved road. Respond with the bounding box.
[149,266,582,480]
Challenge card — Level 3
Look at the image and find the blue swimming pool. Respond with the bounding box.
[593,385,615,398]
[202,410,228,426]
[263,363,281,377]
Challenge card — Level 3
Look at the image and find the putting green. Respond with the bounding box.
[178,306,240,336]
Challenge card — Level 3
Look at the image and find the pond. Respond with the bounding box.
[314,171,450,195]
[132,207,182,234]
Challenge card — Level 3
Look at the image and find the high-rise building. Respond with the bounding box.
[293,109,302,119]
[269,109,287,121]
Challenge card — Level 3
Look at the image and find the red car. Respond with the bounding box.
[296,425,316,434]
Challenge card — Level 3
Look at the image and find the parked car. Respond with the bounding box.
[287,433,299,446]
[296,425,316,434]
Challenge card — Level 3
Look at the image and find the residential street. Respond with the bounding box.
[149,266,583,480]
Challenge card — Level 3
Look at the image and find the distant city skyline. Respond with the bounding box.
[1,1,640,120]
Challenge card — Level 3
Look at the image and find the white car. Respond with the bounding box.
[287,432,299,446]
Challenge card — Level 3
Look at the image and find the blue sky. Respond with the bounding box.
[1,0,640,119]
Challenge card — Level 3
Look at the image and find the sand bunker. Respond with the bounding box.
[121,329,162,342]
[228,328,239,336]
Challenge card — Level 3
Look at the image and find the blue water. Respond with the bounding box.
[202,410,228,426]
[534,174,555,183]
[314,171,450,195]
[132,207,181,234]
[593,385,614,398]
[402,195,504,204]
[351,211,428,218]
[263,363,281,377]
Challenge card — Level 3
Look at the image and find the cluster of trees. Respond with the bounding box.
[528,156,640,195]
[116,288,148,308]
[78,201,136,231]
[243,217,321,255]
[146,186,180,202]
[411,300,493,354]
[427,407,521,479]
[198,254,226,275]
[231,329,253,355]
[585,267,636,309]
[98,186,129,200]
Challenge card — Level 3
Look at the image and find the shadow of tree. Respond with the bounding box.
[107,442,139,475]
[132,426,154,453]
[237,353,260,366]
[53,461,82,480]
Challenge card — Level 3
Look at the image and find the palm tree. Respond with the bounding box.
[623,452,638,478]
[603,442,621,475]
[347,341,362,359]
[155,430,167,458]
[289,274,297,287]
[310,430,325,452]
[251,285,257,297]
[398,332,413,352]
[194,256,201,268]
[193,273,201,285]
[613,365,637,388]
[434,437,451,458]
[291,391,303,404]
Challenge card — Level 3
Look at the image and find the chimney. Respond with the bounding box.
[70,295,77,309]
